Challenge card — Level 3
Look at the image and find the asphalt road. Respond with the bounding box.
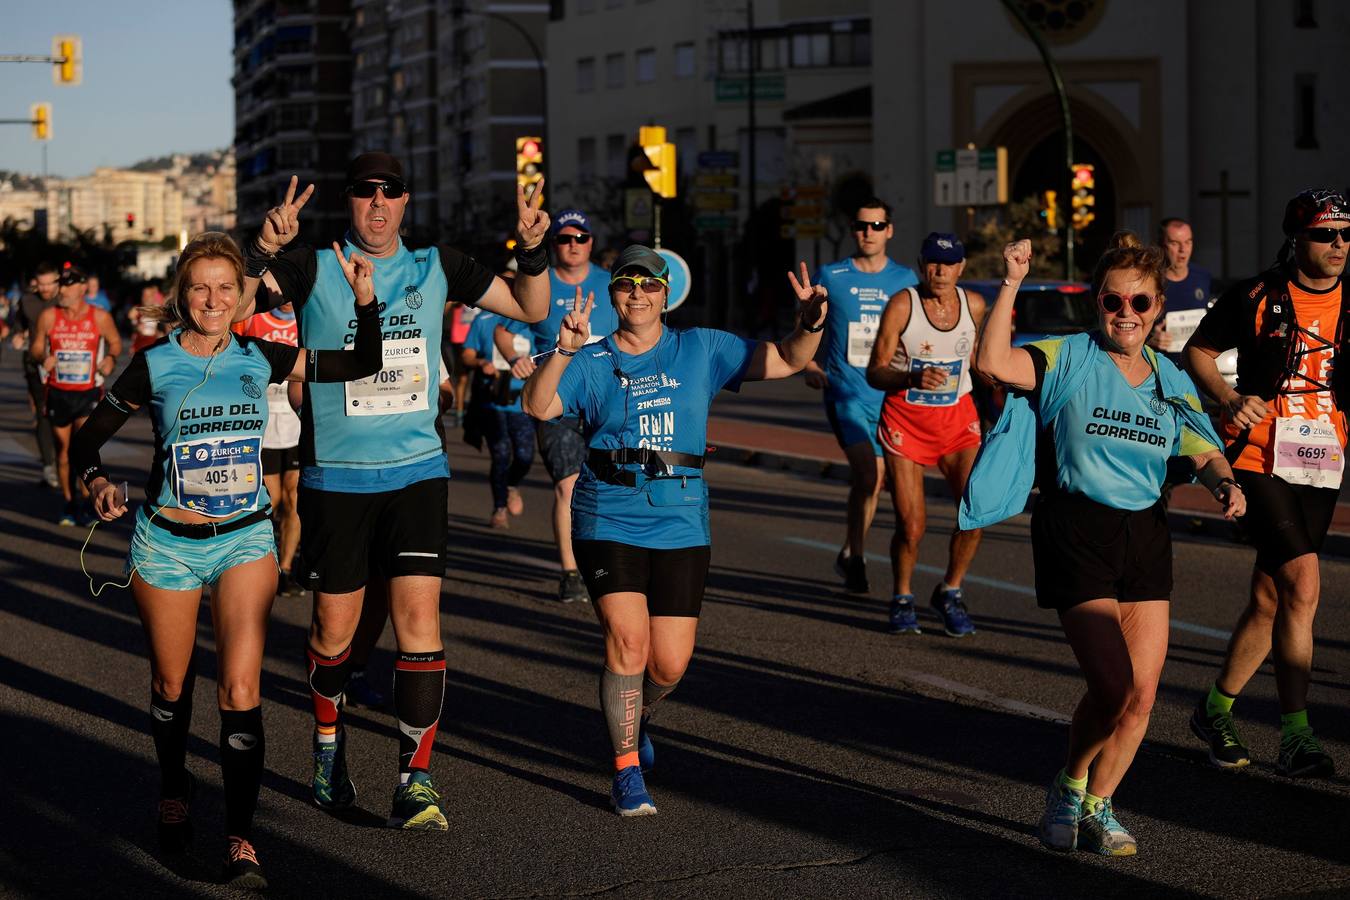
[1,352,1348,899]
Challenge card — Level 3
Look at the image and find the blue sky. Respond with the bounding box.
[0,1,233,177]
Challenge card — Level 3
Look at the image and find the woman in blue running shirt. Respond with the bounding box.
[522,244,828,817]
[974,233,1245,857]
[69,231,382,890]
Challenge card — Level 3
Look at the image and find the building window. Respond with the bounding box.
[635,48,656,83]
[674,42,695,78]
[1295,0,1317,27]
[717,19,871,72]
[1295,74,1318,148]
[606,134,626,179]
[578,137,597,180]
[674,127,696,177]
[577,56,595,92]
[577,0,595,12]
[605,52,625,89]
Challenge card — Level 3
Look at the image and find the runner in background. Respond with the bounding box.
[447,300,479,427]
[866,234,985,636]
[12,264,61,488]
[803,199,918,594]
[29,265,121,525]
[1147,218,1212,365]
[463,308,535,528]
[130,280,168,354]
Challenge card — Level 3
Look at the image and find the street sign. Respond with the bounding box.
[695,173,737,189]
[694,214,736,231]
[694,192,737,212]
[657,249,692,312]
[715,73,785,103]
[934,147,1007,207]
[697,150,739,169]
[625,188,653,230]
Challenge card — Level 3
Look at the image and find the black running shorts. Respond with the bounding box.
[1030,491,1172,610]
[297,476,447,594]
[536,416,587,482]
[262,445,301,476]
[46,386,101,427]
[573,539,712,617]
[1234,470,1340,574]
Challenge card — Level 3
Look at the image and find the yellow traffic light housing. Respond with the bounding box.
[31,103,51,141]
[1071,163,1095,232]
[1042,190,1059,232]
[515,136,543,201]
[638,125,677,199]
[52,35,82,86]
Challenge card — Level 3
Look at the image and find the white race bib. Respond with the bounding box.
[904,357,964,407]
[1163,309,1206,350]
[1271,416,1344,489]
[847,320,876,368]
[344,338,430,416]
[171,436,263,516]
[55,349,94,385]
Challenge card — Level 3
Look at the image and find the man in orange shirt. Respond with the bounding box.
[1184,189,1348,779]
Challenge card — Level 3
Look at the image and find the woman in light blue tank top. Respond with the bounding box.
[974,233,1245,857]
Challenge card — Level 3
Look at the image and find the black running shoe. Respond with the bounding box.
[1188,698,1251,769]
[1277,728,1336,778]
[559,570,589,603]
[836,551,869,594]
[157,770,195,854]
[225,837,268,891]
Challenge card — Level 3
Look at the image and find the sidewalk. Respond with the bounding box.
[706,415,1350,558]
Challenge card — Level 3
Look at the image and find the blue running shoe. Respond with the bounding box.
[638,721,655,773]
[344,670,387,710]
[57,509,77,527]
[930,585,976,637]
[610,765,657,816]
[312,729,357,810]
[388,771,448,831]
[888,595,921,634]
[1038,775,1084,852]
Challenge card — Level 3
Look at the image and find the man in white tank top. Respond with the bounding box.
[866,233,987,637]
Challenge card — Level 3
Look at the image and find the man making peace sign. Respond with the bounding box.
[235,152,550,831]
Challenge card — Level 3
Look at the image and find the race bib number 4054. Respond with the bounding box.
[1272,416,1344,489]
[345,338,430,416]
[171,436,263,516]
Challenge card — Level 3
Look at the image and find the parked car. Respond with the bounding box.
[959,279,1094,345]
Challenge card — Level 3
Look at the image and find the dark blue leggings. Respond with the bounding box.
[486,407,536,508]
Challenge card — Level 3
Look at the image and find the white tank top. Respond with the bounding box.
[896,286,976,407]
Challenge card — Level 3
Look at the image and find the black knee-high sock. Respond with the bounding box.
[641,674,680,722]
[220,707,265,840]
[394,650,445,781]
[150,656,197,797]
[306,643,351,738]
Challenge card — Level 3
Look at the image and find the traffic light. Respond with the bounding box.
[52,35,82,86]
[1041,190,1059,232]
[515,136,543,201]
[126,213,136,233]
[31,103,51,141]
[1071,164,1095,232]
[638,125,677,199]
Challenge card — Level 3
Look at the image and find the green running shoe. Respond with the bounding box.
[1037,777,1083,852]
[1078,797,1137,857]
[1189,697,1251,769]
[389,772,448,831]
[1277,728,1335,778]
[312,729,357,810]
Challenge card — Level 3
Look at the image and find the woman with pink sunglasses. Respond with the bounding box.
[971,231,1245,856]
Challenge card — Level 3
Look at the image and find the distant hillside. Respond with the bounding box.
[127,149,231,174]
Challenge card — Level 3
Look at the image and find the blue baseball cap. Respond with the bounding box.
[551,208,591,235]
[920,232,965,264]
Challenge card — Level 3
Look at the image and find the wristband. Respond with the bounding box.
[799,314,825,334]
[354,296,379,317]
[1214,477,1239,495]
[555,346,577,357]
[81,465,109,488]
[515,242,548,276]
[244,234,276,278]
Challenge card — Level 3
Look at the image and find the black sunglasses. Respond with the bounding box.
[1304,226,1350,245]
[347,179,407,199]
[853,220,889,233]
[554,233,592,246]
[1098,291,1157,314]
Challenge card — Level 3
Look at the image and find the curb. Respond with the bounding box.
[710,442,1350,560]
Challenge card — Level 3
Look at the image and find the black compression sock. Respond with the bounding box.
[219,706,265,840]
[641,674,680,722]
[149,659,196,797]
[394,650,446,779]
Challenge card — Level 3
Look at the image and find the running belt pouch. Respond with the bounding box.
[645,475,702,507]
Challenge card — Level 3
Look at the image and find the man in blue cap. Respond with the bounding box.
[865,232,987,637]
[506,207,617,601]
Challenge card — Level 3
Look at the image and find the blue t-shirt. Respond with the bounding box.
[1163,266,1212,312]
[267,237,495,492]
[465,311,530,413]
[1028,335,1220,510]
[815,258,919,406]
[529,265,617,355]
[105,331,299,516]
[86,290,111,312]
[556,327,756,548]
